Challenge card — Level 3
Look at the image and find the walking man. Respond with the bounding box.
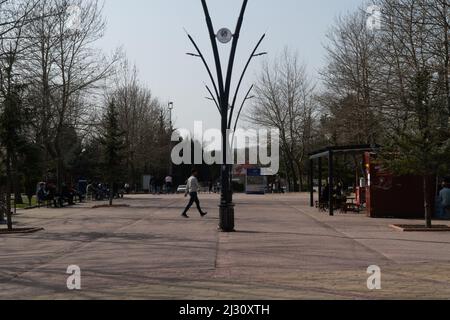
[181,169,207,218]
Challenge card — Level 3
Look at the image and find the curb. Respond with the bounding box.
[0,227,44,235]
[91,204,131,209]
[390,224,450,232]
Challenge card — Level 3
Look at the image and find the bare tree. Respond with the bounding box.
[107,59,171,190]
[0,0,40,229]
[320,0,450,227]
[374,0,450,227]
[319,8,382,146]
[246,49,317,191]
[23,0,119,191]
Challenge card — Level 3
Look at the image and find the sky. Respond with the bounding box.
[98,0,364,131]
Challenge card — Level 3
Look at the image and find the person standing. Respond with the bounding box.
[165,175,173,194]
[439,182,450,219]
[208,180,213,194]
[149,176,155,194]
[181,169,208,218]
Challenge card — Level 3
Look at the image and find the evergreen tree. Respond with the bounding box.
[0,83,26,230]
[100,100,125,206]
[382,69,450,228]
[19,143,45,207]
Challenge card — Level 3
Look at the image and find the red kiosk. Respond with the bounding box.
[309,145,434,219]
[363,152,435,219]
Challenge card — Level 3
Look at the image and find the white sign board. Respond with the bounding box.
[143,175,152,191]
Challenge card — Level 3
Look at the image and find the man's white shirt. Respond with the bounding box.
[186,176,199,193]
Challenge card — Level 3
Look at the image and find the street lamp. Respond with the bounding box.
[168,102,174,130]
[168,102,174,176]
[186,0,266,232]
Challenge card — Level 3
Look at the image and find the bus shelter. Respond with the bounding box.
[309,145,380,216]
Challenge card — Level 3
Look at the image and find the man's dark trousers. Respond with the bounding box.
[183,192,204,215]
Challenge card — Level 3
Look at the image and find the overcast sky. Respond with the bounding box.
[98,0,364,131]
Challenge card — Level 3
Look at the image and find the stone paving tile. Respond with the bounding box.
[0,194,449,300]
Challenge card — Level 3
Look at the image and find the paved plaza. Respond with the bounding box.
[1,193,449,300]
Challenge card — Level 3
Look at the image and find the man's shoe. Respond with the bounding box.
[201,212,208,217]
[181,214,189,219]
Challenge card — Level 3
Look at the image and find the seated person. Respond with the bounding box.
[74,187,83,203]
[321,185,330,203]
[37,183,48,204]
[45,183,58,208]
[61,184,74,206]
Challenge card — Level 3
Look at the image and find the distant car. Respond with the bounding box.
[177,185,187,194]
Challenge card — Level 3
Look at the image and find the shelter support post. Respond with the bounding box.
[318,158,323,204]
[310,159,314,207]
[328,151,334,216]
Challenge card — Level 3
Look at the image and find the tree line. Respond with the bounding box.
[1,0,449,229]
[247,0,449,225]
[0,0,172,229]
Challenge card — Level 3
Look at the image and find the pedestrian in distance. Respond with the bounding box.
[181,169,208,219]
[439,181,450,219]
[165,175,173,194]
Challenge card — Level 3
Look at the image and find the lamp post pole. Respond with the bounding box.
[168,102,174,176]
[168,102,174,131]
[187,0,266,232]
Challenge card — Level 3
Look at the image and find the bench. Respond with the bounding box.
[339,198,361,214]
[344,203,361,213]
[315,201,329,212]
[38,193,84,208]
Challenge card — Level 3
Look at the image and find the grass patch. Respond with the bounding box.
[10,196,38,209]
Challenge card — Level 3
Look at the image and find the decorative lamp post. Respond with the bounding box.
[168,101,174,130]
[186,0,266,232]
[168,102,174,176]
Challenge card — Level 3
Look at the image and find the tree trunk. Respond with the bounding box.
[295,160,305,192]
[0,192,5,223]
[56,156,64,194]
[290,160,299,192]
[14,186,23,205]
[12,154,23,205]
[109,181,114,206]
[423,176,432,228]
[6,152,13,231]
[283,158,291,191]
